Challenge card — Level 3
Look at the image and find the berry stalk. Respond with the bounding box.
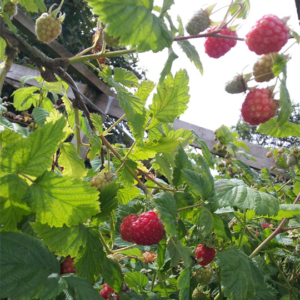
[249,192,300,258]
[174,32,244,42]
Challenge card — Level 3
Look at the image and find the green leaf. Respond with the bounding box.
[128,109,147,146]
[0,232,60,300]
[177,268,191,300]
[152,153,174,183]
[0,128,24,148]
[217,248,266,300]
[124,272,148,292]
[135,80,156,101]
[143,137,181,153]
[173,145,192,187]
[114,68,139,88]
[257,118,300,138]
[212,214,232,241]
[191,207,213,237]
[229,0,250,19]
[0,115,68,177]
[272,54,286,76]
[178,40,203,75]
[31,222,89,257]
[277,65,292,127]
[12,86,39,111]
[269,204,300,220]
[60,274,104,300]
[211,179,280,217]
[75,228,106,281]
[58,143,87,179]
[117,186,140,205]
[113,158,137,188]
[0,174,30,231]
[159,48,178,84]
[160,0,174,18]
[40,274,68,300]
[292,30,300,43]
[182,167,214,201]
[32,107,49,127]
[102,258,123,293]
[150,69,190,123]
[90,113,103,135]
[153,192,177,236]
[157,236,167,269]
[24,171,100,227]
[18,0,46,12]
[193,132,215,168]
[167,237,192,268]
[87,0,173,52]
[216,125,234,145]
[98,181,119,219]
[87,134,102,160]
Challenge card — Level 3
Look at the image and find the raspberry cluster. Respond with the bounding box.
[245,14,289,55]
[241,89,278,126]
[196,244,216,266]
[204,26,237,58]
[120,211,165,246]
[100,283,120,300]
[60,256,76,274]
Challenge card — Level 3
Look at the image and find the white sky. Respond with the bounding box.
[138,0,300,131]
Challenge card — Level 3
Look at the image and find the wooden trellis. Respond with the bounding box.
[4,11,285,172]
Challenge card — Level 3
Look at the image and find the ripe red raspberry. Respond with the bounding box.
[60,256,76,274]
[204,26,238,58]
[130,211,165,246]
[120,214,138,242]
[100,283,120,300]
[245,15,289,55]
[196,244,216,266]
[262,223,270,229]
[241,89,278,126]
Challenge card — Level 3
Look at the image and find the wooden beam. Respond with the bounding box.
[295,0,300,20]
[12,11,117,98]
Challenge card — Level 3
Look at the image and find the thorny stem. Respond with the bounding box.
[151,270,157,292]
[68,48,137,64]
[137,168,169,190]
[177,203,202,212]
[174,32,245,42]
[100,135,152,198]
[112,244,138,253]
[106,146,111,172]
[103,114,126,135]
[98,230,112,255]
[249,192,300,258]
[74,107,81,155]
[276,179,292,192]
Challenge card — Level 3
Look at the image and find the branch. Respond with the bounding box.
[174,32,245,42]
[249,192,300,258]
[0,47,15,94]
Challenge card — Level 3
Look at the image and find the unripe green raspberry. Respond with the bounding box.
[196,266,213,285]
[35,3,65,43]
[266,151,273,158]
[186,10,210,35]
[36,14,62,43]
[192,287,210,300]
[253,53,276,83]
[90,172,114,191]
[3,1,18,19]
[287,155,297,167]
[225,74,247,94]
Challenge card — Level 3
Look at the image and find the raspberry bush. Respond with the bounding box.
[0,1,300,300]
